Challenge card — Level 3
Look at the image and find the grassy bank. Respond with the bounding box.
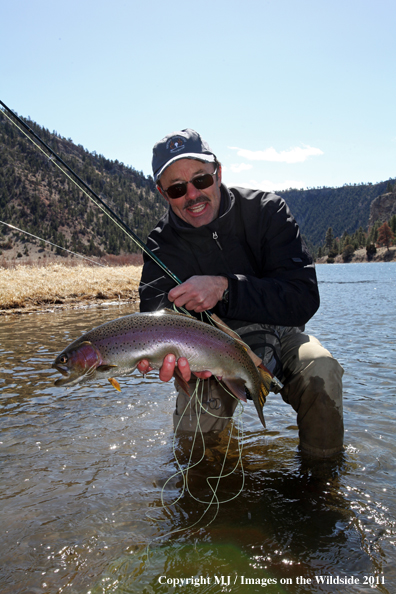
[0,263,142,314]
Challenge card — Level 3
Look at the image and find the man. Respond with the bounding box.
[138,129,344,458]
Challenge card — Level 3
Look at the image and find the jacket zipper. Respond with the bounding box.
[212,232,223,250]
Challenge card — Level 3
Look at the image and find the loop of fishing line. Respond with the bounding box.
[2,102,258,554]
[145,378,246,545]
[0,220,108,267]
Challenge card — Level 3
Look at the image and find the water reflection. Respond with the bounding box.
[84,450,368,594]
[1,265,396,593]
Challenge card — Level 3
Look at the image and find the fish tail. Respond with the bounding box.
[255,388,267,428]
[253,364,274,429]
[258,364,273,398]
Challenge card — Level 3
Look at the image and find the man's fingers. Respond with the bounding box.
[137,359,153,374]
[159,353,176,382]
[139,355,210,383]
[168,276,227,312]
[193,370,212,379]
[176,357,191,382]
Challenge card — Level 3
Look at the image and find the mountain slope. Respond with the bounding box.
[280,180,395,246]
[0,113,167,260]
[1,111,395,260]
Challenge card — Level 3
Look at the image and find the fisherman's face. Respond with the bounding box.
[158,158,222,227]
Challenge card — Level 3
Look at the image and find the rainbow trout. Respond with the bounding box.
[52,309,272,427]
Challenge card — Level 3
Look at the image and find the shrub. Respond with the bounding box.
[366,243,377,261]
[342,244,354,262]
[0,239,13,250]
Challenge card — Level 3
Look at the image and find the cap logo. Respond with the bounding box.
[167,136,186,153]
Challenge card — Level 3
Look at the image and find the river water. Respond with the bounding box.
[0,262,395,594]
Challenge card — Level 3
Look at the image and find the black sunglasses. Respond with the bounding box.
[162,167,218,199]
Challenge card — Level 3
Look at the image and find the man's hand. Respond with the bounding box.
[137,354,212,382]
[168,275,228,313]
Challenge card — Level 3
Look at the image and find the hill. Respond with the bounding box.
[280,180,396,247]
[1,109,395,264]
[368,190,396,228]
[0,111,167,264]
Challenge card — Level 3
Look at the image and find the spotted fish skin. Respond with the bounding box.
[52,310,268,426]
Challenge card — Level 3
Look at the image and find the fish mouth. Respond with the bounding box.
[52,363,78,387]
[52,363,69,377]
[52,361,97,387]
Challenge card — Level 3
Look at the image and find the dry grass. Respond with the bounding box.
[0,263,143,314]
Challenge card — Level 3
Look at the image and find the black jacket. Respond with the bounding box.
[139,185,319,328]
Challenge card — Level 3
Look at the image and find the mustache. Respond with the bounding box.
[184,197,210,210]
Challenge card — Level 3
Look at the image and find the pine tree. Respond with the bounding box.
[325,227,334,251]
[367,222,379,244]
[377,222,394,250]
[329,238,339,257]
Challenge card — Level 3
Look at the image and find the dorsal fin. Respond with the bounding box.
[209,313,263,367]
[160,308,196,319]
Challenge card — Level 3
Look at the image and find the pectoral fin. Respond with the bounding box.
[108,377,121,392]
[97,364,118,372]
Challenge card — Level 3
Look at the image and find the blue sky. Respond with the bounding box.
[1,0,395,191]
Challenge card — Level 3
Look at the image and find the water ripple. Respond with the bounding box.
[1,265,396,592]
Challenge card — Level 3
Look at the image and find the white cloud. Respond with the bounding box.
[229,144,324,164]
[229,163,253,173]
[233,179,306,192]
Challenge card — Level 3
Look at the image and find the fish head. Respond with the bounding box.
[52,341,103,387]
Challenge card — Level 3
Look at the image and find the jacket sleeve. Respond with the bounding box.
[218,194,320,327]
[139,232,177,312]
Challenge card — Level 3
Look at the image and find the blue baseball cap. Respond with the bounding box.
[152,128,216,182]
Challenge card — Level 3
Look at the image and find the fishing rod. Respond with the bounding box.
[0,99,182,286]
[0,102,219,326]
[0,100,281,389]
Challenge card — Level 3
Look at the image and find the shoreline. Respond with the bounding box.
[315,245,396,264]
[1,251,395,316]
[0,296,140,316]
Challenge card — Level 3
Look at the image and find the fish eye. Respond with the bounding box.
[59,355,68,364]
